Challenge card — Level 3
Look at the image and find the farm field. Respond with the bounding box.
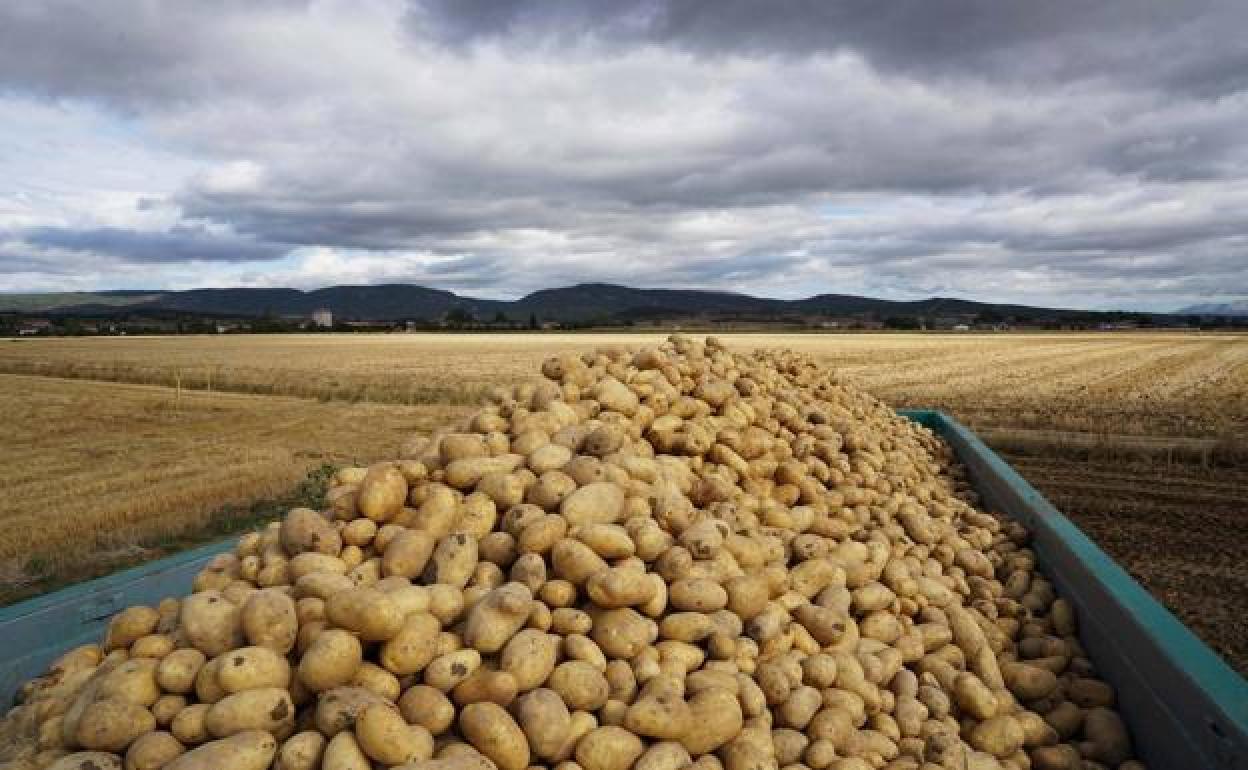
[2,332,1244,437]
[0,374,461,604]
[2,331,1246,671]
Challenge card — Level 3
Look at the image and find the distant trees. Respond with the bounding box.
[883,316,921,330]
[444,307,474,327]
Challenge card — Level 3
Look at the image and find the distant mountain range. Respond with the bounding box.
[1178,300,1248,317]
[0,282,1162,324]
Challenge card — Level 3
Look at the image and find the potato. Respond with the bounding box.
[560,482,626,527]
[968,715,1025,758]
[463,582,534,653]
[552,539,609,585]
[281,508,343,556]
[668,579,728,612]
[322,730,371,770]
[356,703,434,765]
[170,703,212,745]
[385,530,437,579]
[216,646,291,692]
[314,687,389,736]
[124,730,185,770]
[400,685,457,735]
[953,672,997,721]
[298,629,363,691]
[180,591,244,657]
[1081,706,1132,766]
[452,668,520,707]
[202,687,294,738]
[1002,662,1058,701]
[576,726,645,770]
[432,533,479,588]
[446,455,523,490]
[680,688,743,755]
[459,701,530,770]
[548,661,609,711]
[104,606,160,651]
[500,629,560,691]
[357,463,409,522]
[97,659,161,706]
[380,612,441,675]
[424,648,481,688]
[591,607,656,660]
[240,589,298,653]
[326,587,404,641]
[277,731,327,770]
[75,698,156,751]
[587,568,658,608]
[514,688,572,761]
[624,692,693,740]
[160,728,278,768]
[349,661,401,700]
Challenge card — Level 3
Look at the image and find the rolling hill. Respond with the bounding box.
[0,282,1153,324]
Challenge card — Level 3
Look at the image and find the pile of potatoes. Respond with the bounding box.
[0,335,1141,770]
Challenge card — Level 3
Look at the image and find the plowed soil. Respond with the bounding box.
[1003,452,1248,675]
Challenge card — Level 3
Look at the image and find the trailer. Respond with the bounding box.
[1,411,1245,767]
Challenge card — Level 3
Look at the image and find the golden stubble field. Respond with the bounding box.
[3,332,1245,435]
[3,331,1247,669]
[0,374,462,601]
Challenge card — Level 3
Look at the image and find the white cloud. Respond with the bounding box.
[0,0,1245,310]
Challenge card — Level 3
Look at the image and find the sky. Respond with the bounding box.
[1,1,1246,311]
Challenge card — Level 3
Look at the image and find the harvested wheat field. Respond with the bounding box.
[0,374,465,603]
[2,332,1244,437]
[2,332,1246,672]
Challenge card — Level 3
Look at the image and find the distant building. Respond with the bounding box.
[312,308,333,328]
[952,324,971,332]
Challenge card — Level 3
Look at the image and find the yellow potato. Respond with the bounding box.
[298,629,363,692]
[463,582,534,653]
[399,685,456,735]
[277,731,327,770]
[459,701,530,770]
[314,687,389,736]
[179,591,244,657]
[679,688,743,755]
[356,463,409,522]
[124,730,185,770]
[216,646,292,693]
[500,629,560,691]
[326,587,404,641]
[240,589,298,654]
[103,606,160,652]
[514,688,572,761]
[280,507,343,556]
[75,698,156,752]
[356,703,433,765]
[204,687,295,738]
[380,612,441,675]
[576,726,645,770]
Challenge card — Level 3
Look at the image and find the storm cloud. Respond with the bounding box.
[0,0,1245,309]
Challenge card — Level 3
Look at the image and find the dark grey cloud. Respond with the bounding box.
[0,0,1245,309]
[411,0,1248,94]
[12,225,288,263]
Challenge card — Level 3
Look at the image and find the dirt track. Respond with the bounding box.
[1002,452,1248,675]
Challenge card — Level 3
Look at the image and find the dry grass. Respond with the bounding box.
[0,374,466,601]
[2,332,1243,437]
